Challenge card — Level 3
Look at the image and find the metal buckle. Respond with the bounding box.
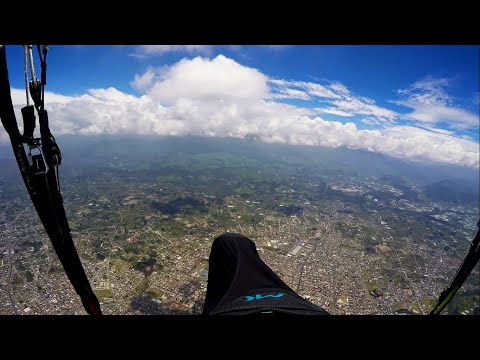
[28,142,49,176]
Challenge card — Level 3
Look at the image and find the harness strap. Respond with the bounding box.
[0,45,101,315]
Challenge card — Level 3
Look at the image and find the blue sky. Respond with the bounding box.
[2,45,479,168]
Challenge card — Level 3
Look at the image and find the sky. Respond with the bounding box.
[1,45,479,168]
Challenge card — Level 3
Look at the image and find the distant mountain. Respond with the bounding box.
[1,135,478,206]
[424,179,480,206]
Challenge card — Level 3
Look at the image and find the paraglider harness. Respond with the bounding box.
[0,45,101,315]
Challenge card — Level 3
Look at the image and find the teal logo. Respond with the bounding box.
[245,292,284,302]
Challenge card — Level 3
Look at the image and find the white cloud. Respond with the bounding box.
[130,67,156,92]
[270,79,341,99]
[408,125,455,136]
[329,82,350,95]
[381,126,479,167]
[10,88,74,106]
[332,96,397,123]
[272,88,311,100]
[1,56,478,169]
[459,134,475,141]
[415,125,455,136]
[316,107,354,117]
[361,118,385,126]
[131,45,212,58]
[303,82,342,99]
[399,103,478,130]
[270,79,398,125]
[146,55,269,105]
[394,77,479,130]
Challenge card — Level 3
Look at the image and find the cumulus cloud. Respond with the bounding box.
[146,55,269,104]
[393,77,479,130]
[1,55,478,169]
[381,126,479,167]
[10,88,74,106]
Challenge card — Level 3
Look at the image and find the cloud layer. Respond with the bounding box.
[393,77,479,130]
[1,55,478,168]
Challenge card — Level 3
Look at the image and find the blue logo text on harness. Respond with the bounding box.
[245,293,285,302]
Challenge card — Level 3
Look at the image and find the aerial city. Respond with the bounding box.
[0,45,478,315]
